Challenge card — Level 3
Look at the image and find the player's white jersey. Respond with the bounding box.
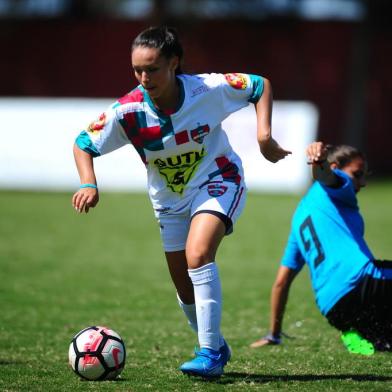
[76,72,264,213]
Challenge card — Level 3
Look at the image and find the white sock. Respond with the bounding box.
[177,293,198,333]
[188,262,222,352]
[177,293,225,347]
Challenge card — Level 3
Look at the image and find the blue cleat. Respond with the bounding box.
[220,339,231,365]
[180,347,225,378]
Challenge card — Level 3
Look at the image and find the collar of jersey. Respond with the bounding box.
[140,76,185,117]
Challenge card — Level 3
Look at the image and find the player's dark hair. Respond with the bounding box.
[132,26,184,75]
[326,144,366,169]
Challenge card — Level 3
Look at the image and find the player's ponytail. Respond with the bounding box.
[327,144,366,169]
[132,26,184,75]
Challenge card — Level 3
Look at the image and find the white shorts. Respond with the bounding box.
[156,179,247,252]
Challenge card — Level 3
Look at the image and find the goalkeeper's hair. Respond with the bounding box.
[326,144,366,169]
[132,26,183,75]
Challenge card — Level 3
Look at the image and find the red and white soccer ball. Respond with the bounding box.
[68,326,126,381]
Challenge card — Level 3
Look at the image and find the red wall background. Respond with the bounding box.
[1,19,391,174]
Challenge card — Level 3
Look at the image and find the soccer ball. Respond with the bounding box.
[68,326,126,381]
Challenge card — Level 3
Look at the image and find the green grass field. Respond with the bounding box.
[0,182,391,391]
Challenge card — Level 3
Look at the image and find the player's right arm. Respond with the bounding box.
[71,102,130,213]
[72,145,99,214]
[268,266,298,337]
[251,228,304,348]
[306,141,341,187]
[250,266,298,348]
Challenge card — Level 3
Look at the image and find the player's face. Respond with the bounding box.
[132,46,178,104]
[341,157,368,193]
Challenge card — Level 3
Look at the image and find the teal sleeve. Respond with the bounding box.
[248,74,264,103]
[75,131,101,157]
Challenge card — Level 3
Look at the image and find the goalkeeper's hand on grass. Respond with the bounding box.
[250,332,282,348]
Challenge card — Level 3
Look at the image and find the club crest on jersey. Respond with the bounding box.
[87,113,106,135]
[207,183,228,197]
[224,73,247,90]
[191,124,210,144]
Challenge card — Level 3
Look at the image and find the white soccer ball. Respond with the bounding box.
[68,325,126,381]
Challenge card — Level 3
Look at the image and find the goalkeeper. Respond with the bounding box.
[250,141,392,355]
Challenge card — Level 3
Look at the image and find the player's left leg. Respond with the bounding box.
[359,260,392,351]
[161,218,230,372]
[179,212,226,377]
[179,181,245,377]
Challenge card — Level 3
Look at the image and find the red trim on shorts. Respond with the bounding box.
[229,186,244,218]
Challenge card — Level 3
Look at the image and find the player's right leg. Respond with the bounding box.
[359,261,392,350]
[340,330,375,355]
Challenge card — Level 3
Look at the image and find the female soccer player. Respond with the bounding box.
[250,141,392,355]
[72,26,291,377]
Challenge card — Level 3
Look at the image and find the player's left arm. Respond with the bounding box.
[255,78,292,163]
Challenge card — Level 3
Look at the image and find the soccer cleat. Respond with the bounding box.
[180,347,225,378]
[220,339,231,365]
[341,330,375,356]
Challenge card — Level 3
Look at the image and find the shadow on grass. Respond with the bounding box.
[0,359,27,365]
[217,372,392,384]
[79,378,128,383]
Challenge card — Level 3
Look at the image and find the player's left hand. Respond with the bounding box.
[259,138,292,163]
[250,333,282,348]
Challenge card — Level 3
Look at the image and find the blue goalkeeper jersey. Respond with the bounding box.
[280,169,375,315]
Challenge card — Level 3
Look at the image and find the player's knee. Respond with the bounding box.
[186,244,213,269]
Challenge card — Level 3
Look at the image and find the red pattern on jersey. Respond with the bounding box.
[175,130,189,145]
[140,125,161,141]
[117,88,144,104]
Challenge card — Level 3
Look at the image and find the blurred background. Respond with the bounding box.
[0,0,391,191]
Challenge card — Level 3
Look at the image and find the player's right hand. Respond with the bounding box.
[306,141,328,164]
[72,188,99,213]
[249,333,282,348]
[250,338,274,348]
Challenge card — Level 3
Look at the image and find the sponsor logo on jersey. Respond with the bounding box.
[87,113,106,135]
[207,183,228,197]
[154,149,205,194]
[224,73,247,90]
[191,85,209,97]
